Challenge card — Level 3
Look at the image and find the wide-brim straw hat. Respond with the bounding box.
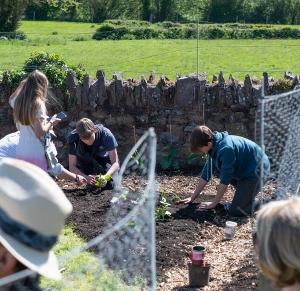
[0,158,72,280]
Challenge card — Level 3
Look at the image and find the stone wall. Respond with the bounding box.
[0,71,299,169]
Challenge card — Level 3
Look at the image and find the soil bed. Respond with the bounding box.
[60,175,268,290]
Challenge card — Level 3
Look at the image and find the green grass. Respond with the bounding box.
[1,20,300,80]
[41,226,138,291]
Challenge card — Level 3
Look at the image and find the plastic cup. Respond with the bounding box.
[190,246,205,265]
[225,221,237,240]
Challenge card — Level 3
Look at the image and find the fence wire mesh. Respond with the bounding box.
[257,88,300,199]
[0,128,157,290]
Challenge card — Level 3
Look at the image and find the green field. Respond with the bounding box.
[1,20,300,80]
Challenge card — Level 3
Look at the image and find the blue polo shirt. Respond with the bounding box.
[201,131,270,185]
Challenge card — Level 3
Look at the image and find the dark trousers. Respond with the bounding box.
[78,155,114,190]
[228,177,260,217]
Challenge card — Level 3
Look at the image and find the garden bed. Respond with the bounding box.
[61,175,261,290]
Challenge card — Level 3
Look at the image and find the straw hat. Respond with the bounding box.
[0,158,72,280]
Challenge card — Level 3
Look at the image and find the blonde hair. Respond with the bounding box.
[76,118,96,139]
[256,197,300,288]
[13,70,48,125]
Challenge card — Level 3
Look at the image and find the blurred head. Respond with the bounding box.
[13,70,49,125]
[256,197,300,289]
[76,118,97,145]
[190,125,213,154]
[0,158,72,280]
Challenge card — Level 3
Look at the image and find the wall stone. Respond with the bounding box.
[0,71,298,169]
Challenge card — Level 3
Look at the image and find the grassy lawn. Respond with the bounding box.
[0,20,300,80]
[41,226,137,290]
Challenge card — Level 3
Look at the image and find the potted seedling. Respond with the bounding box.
[188,245,211,287]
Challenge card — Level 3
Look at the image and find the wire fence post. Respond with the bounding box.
[196,18,199,79]
[260,75,265,192]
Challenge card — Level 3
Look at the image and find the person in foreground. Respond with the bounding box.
[179,125,270,216]
[255,197,300,291]
[68,118,119,189]
[0,132,86,185]
[0,158,72,289]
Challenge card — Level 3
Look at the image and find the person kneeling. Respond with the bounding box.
[68,118,119,189]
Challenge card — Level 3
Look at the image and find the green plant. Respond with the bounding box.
[159,144,179,170]
[95,174,111,187]
[271,79,293,93]
[0,70,27,87]
[155,193,171,221]
[23,51,86,92]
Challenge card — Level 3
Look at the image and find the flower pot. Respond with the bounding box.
[188,263,210,287]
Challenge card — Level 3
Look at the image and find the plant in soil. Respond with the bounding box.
[155,192,171,221]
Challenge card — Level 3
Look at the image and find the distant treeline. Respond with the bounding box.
[2,0,300,36]
[24,0,300,25]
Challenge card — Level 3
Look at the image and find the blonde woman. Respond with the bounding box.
[8,70,86,184]
[9,70,59,171]
[256,197,300,291]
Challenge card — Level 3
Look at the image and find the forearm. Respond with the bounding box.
[105,162,119,177]
[190,177,207,202]
[69,165,87,178]
[58,168,77,181]
[211,183,228,204]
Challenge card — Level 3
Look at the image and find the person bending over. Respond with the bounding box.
[68,118,119,189]
[179,125,270,217]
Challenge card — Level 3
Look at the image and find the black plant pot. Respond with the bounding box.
[188,263,210,287]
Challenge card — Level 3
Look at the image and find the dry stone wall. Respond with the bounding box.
[0,71,298,169]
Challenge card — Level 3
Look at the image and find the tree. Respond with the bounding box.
[141,0,151,21]
[0,0,27,32]
[204,0,243,22]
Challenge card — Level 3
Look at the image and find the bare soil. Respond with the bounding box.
[60,175,273,290]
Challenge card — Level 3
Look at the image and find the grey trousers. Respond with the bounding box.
[228,177,260,217]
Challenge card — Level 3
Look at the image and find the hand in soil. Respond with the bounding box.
[198,201,218,210]
[86,175,97,185]
[77,175,87,185]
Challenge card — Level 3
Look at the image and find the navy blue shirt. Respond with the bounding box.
[201,131,270,185]
[68,125,118,159]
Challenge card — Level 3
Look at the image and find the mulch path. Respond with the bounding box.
[59,175,274,290]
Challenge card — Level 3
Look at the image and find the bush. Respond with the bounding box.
[0,52,86,98]
[92,20,300,40]
[0,31,26,40]
[93,24,130,40]
[0,70,27,87]
[271,79,293,93]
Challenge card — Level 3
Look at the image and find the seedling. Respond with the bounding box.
[95,174,111,188]
[155,193,172,221]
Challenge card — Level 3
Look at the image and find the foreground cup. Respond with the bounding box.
[225,221,237,240]
[190,245,205,265]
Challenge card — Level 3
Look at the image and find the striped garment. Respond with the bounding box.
[0,132,19,158]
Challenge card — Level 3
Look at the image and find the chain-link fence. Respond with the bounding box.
[0,128,157,290]
[256,88,300,199]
